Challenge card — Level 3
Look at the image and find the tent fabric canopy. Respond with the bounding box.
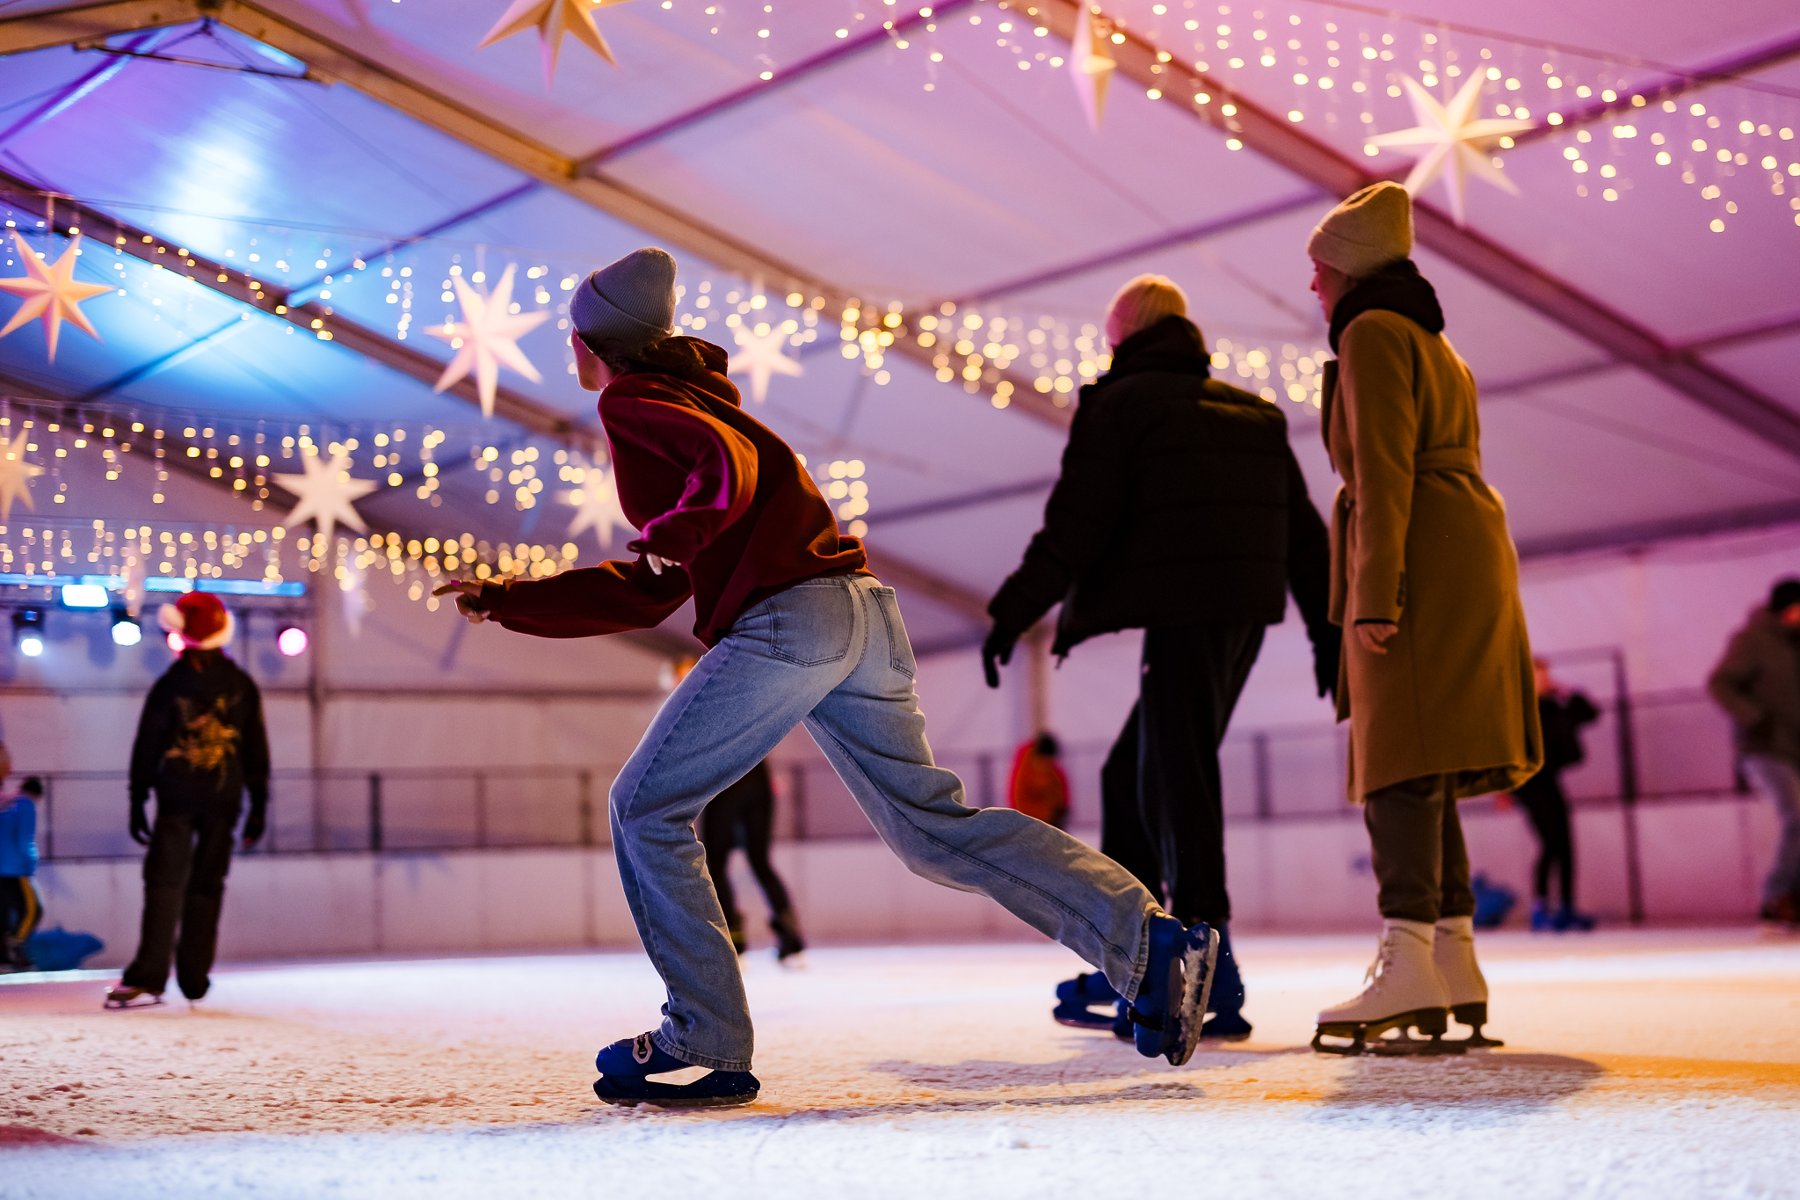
[0,0,1796,653]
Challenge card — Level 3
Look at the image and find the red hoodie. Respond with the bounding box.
[481,338,867,646]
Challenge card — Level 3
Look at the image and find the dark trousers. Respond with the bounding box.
[121,806,237,998]
[1098,622,1265,926]
[1,875,39,949]
[1364,774,1475,924]
[700,784,794,933]
[1517,777,1576,906]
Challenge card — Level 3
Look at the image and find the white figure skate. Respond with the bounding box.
[1434,915,1503,1048]
[1313,919,1462,1056]
[103,983,164,1010]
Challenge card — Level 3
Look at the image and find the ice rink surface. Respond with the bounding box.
[3,928,1798,1199]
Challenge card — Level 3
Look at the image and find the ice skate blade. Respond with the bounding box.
[1052,1006,1120,1031]
[1450,1002,1503,1049]
[1312,1008,1463,1057]
[103,991,164,1010]
[592,1073,760,1109]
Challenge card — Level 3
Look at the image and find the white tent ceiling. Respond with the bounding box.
[0,0,1796,652]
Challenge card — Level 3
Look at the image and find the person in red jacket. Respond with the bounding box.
[1006,733,1071,829]
[437,248,1221,1108]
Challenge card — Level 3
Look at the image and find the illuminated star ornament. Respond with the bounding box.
[729,324,804,404]
[0,436,44,519]
[0,230,114,361]
[425,264,548,419]
[479,0,632,84]
[272,451,380,545]
[564,462,629,549]
[1069,4,1118,131]
[1366,74,1535,225]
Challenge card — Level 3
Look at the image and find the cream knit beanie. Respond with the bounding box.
[1105,274,1190,345]
[1306,182,1413,278]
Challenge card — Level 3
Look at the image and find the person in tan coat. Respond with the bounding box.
[1304,182,1542,1055]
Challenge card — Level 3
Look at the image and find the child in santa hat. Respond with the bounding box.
[105,591,271,1009]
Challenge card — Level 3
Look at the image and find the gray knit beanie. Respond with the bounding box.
[570,247,677,350]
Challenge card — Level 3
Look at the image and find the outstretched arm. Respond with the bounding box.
[437,555,694,639]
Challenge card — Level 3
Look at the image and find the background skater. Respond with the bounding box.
[106,593,270,1009]
[986,273,1337,1045]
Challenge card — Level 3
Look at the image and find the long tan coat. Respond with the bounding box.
[1322,310,1541,802]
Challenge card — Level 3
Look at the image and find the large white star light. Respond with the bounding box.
[1069,4,1118,131]
[729,324,804,404]
[564,462,629,550]
[272,451,380,545]
[0,436,44,519]
[425,264,549,419]
[0,230,114,362]
[1366,75,1535,225]
[479,0,632,84]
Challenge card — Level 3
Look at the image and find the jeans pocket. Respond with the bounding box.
[770,581,855,666]
[871,587,917,678]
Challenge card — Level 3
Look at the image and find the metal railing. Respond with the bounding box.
[21,684,1748,893]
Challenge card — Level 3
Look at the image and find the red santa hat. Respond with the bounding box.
[158,591,234,650]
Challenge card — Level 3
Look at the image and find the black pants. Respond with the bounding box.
[1364,774,1475,924]
[1098,622,1265,927]
[1517,776,1576,907]
[121,805,237,998]
[699,775,794,933]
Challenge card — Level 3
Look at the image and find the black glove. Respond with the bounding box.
[241,802,267,848]
[1312,624,1343,701]
[982,624,1021,689]
[129,800,152,846]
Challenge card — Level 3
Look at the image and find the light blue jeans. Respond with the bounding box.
[1743,753,1800,906]
[609,574,1160,1070]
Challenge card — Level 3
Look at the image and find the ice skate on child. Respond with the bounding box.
[437,249,1221,1109]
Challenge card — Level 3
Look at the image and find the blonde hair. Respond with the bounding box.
[1106,274,1190,345]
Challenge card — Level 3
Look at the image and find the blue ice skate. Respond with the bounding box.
[1051,971,1122,1029]
[592,1032,760,1109]
[1123,914,1219,1066]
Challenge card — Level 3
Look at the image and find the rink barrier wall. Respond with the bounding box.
[34,790,1778,969]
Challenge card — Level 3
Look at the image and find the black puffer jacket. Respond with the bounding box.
[129,650,271,813]
[989,316,1333,657]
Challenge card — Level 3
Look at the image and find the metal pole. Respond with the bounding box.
[787,761,808,841]
[40,774,54,860]
[368,771,382,854]
[577,768,594,847]
[1253,732,1273,821]
[1613,650,1646,925]
[474,771,488,849]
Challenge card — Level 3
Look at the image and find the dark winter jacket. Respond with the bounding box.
[988,316,1334,657]
[129,650,271,815]
[1708,606,1800,763]
[1515,690,1599,802]
[479,338,866,647]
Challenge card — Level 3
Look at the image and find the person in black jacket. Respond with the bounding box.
[700,760,806,963]
[105,592,270,1008]
[1512,657,1600,932]
[986,275,1338,1041]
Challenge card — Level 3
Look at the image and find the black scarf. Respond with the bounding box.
[1327,259,1445,354]
[1090,315,1211,394]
